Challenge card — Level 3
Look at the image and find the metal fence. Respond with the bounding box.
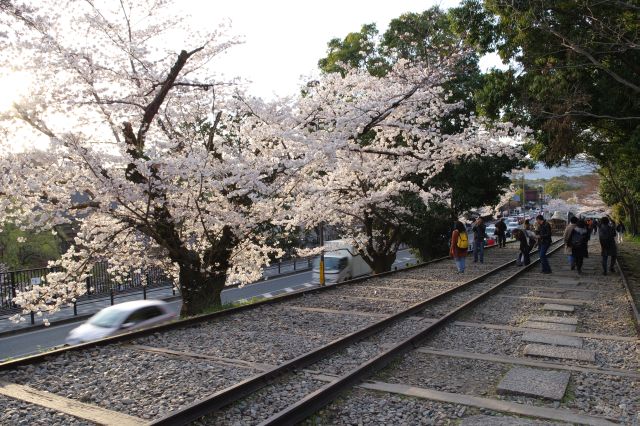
[0,255,315,315]
[0,262,173,313]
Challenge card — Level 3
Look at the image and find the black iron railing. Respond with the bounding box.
[0,263,173,313]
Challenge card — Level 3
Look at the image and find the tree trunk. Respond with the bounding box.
[179,264,226,316]
[369,251,397,274]
[629,203,639,236]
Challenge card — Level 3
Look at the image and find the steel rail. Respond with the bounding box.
[616,258,640,334]
[0,250,460,369]
[148,242,535,425]
[258,242,565,426]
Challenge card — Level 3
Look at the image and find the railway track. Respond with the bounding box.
[0,242,528,425]
[291,239,639,426]
[172,241,564,426]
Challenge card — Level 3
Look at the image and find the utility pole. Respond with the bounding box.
[318,223,325,286]
[522,173,525,211]
[538,185,544,215]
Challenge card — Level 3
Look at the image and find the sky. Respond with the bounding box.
[181,0,472,99]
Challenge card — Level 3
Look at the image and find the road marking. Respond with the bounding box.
[284,287,294,293]
[0,380,144,426]
[237,298,248,304]
[262,293,274,298]
[303,283,314,288]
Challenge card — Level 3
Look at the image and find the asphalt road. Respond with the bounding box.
[0,250,415,361]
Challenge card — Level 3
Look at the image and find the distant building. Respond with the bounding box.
[525,189,541,202]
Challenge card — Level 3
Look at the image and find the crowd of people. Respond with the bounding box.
[449,214,626,275]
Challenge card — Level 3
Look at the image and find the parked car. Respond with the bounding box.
[506,221,520,238]
[65,300,176,345]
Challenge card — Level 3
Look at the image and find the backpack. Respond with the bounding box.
[456,232,469,249]
[571,228,585,248]
[525,229,537,246]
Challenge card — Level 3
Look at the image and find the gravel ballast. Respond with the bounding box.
[377,351,638,424]
[0,395,93,426]
[0,347,257,420]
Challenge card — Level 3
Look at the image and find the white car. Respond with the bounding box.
[485,225,496,237]
[506,222,520,238]
[65,300,176,345]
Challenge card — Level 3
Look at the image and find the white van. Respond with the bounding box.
[311,240,372,284]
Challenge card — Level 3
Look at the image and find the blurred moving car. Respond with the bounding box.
[65,300,176,345]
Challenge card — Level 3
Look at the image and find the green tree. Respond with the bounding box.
[318,24,386,76]
[598,133,640,234]
[429,155,525,219]
[399,197,452,262]
[0,222,61,270]
[544,177,572,199]
[453,0,640,163]
[452,0,640,231]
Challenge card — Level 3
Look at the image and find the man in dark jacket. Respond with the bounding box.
[513,229,531,266]
[535,214,552,274]
[599,217,618,274]
[472,217,487,263]
[495,218,507,248]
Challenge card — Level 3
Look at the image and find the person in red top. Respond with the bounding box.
[450,221,469,273]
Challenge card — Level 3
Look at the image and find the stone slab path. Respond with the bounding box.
[497,367,571,400]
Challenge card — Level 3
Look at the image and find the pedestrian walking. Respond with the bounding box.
[535,214,552,274]
[599,217,618,274]
[513,229,531,266]
[472,217,486,263]
[592,219,599,235]
[495,217,507,248]
[570,219,589,274]
[616,222,626,244]
[450,221,469,273]
[563,216,578,270]
[523,219,537,252]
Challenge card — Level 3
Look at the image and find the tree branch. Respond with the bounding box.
[137,46,205,147]
[541,110,640,121]
[547,27,640,93]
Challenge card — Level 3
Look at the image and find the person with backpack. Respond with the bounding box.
[570,219,590,274]
[599,216,618,274]
[450,221,469,273]
[472,217,487,263]
[495,217,507,248]
[535,214,553,274]
[616,221,626,244]
[563,216,578,270]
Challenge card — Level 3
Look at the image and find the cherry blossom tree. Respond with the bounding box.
[289,59,527,273]
[0,0,527,322]
[0,0,305,317]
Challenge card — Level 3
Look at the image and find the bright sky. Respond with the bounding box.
[181,0,482,99]
[0,0,504,110]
